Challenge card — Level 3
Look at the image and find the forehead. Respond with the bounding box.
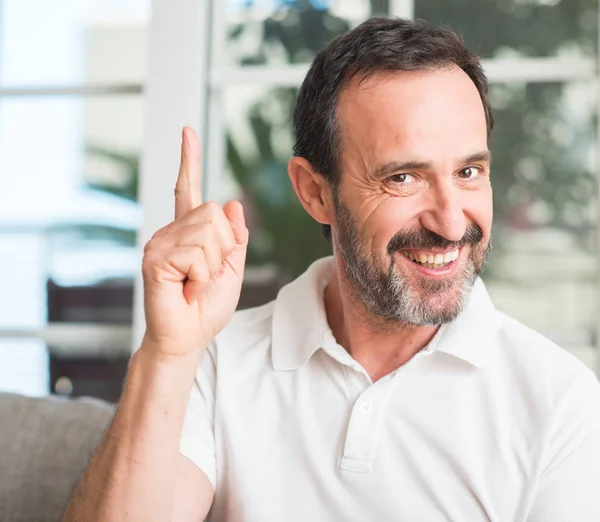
[336,67,488,163]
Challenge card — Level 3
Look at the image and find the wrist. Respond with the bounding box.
[140,331,209,363]
[129,342,205,397]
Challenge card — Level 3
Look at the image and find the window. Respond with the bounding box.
[0,0,149,396]
[138,0,599,366]
[1,3,589,395]
[145,0,600,377]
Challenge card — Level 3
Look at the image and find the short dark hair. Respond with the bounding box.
[292,17,494,241]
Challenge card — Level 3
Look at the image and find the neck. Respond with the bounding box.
[324,256,438,382]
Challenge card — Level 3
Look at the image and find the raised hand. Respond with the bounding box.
[141,126,248,357]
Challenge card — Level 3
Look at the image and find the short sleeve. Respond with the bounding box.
[179,343,218,489]
[527,369,600,521]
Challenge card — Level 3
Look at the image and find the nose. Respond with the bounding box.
[419,180,467,242]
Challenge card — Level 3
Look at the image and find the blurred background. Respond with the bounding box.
[1,0,598,401]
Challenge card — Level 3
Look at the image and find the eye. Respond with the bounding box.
[388,173,417,184]
[457,166,481,180]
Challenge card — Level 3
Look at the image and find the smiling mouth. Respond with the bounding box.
[401,248,460,269]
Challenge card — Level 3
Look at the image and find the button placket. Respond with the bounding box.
[339,378,398,474]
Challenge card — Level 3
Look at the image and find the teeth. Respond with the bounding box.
[402,248,460,267]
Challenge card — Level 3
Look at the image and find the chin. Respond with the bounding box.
[423,292,465,323]
[388,269,473,326]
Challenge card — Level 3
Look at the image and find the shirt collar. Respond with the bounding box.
[432,277,501,368]
[271,257,501,372]
[271,257,332,371]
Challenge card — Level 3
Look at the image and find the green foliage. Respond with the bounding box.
[227,0,598,281]
[226,102,332,280]
[417,0,597,58]
[85,145,139,202]
[88,1,599,279]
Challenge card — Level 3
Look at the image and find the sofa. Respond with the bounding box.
[0,393,114,522]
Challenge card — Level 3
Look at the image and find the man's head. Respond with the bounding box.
[288,17,493,326]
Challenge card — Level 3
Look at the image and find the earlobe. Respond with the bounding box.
[288,157,333,228]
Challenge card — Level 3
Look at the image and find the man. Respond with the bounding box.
[64,17,600,521]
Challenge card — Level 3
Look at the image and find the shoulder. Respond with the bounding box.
[497,311,589,375]
[214,300,275,350]
[493,311,598,408]
[208,257,332,362]
[201,300,277,376]
[194,300,277,389]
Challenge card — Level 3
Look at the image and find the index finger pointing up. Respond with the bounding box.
[175,126,203,219]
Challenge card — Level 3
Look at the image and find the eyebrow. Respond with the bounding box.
[373,150,493,178]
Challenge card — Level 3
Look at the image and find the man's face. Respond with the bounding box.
[332,67,492,326]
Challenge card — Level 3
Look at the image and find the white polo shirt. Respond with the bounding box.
[180,257,600,522]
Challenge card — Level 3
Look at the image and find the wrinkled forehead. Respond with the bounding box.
[336,67,488,167]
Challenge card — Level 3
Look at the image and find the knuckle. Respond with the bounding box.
[192,222,211,234]
[144,238,158,254]
[142,252,160,278]
[142,249,156,264]
[187,223,213,246]
[223,234,235,254]
[202,200,222,220]
[152,224,171,239]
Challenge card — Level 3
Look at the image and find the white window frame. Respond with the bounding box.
[132,0,212,347]
[137,0,600,373]
[0,82,144,356]
[0,1,150,392]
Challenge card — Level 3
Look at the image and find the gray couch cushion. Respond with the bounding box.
[0,393,114,522]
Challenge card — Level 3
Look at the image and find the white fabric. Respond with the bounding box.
[179,257,600,522]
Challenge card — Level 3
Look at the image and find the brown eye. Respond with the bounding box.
[389,173,416,184]
[458,167,480,180]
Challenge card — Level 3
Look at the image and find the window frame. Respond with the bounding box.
[0,0,150,394]
[135,0,600,373]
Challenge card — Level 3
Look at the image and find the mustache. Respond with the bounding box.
[387,224,484,254]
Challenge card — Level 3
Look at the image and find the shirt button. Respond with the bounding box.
[360,402,372,414]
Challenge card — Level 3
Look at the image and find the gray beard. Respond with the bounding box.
[333,197,488,327]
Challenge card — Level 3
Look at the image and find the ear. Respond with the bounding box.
[288,157,334,228]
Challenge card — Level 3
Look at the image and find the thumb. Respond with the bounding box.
[223,200,248,275]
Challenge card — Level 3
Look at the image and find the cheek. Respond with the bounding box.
[361,200,415,254]
[464,187,493,237]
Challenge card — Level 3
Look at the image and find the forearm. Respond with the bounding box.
[63,342,204,522]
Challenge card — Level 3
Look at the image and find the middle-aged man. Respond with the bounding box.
[64,17,600,522]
